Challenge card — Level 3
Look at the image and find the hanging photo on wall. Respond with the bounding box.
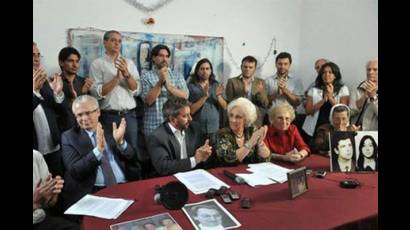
[329,131,357,172]
[354,131,378,172]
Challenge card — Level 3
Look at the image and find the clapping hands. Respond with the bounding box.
[113,118,127,145]
[195,139,213,163]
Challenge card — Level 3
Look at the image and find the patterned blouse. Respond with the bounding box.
[215,126,270,166]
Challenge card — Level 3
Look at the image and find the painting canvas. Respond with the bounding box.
[354,131,378,171]
[67,28,224,81]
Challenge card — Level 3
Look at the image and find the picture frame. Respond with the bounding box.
[287,166,308,199]
[329,131,357,172]
[182,199,241,230]
[110,212,182,230]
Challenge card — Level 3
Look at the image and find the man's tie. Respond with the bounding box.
[92,133,117,186]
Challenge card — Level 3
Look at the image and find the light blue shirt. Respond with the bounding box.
[85,130,127,186]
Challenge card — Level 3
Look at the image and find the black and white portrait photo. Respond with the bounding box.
[330,131,357,172]
[182,199,241,230]
[355,131,378,171]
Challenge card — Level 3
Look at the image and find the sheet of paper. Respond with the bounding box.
[64,194,134,219]
[247,162,292,183]
[174,169,230,194]
[236,173,276,187]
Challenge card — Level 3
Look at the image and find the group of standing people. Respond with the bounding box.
[33,29,378,228]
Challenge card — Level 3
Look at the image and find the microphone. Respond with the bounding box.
[223,170,245,184]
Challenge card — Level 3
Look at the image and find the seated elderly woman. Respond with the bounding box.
[215,97,270,166]
[264,101,310,163]
[312,104,360,154]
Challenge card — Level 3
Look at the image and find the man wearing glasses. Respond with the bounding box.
[33,42,70,177]
[60,95,137,218]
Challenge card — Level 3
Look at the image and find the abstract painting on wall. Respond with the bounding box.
[67,28,224,81]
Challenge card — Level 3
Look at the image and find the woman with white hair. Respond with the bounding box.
[215,97,270,166]
[264,101,310,163]
[312,104,360,154]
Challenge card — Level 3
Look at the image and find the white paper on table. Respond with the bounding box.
[174,169,230,194]
[64,194,134,219]
[236,173,276,187]
[247,162,292,183]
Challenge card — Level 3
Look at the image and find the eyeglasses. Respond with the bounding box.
[75,108,98,118]
[33,53,43,58]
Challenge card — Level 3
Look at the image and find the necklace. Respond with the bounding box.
[234,133,244,139]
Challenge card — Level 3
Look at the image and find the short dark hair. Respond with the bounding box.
[103,30,121,41]
[330,132,356,170]
[162,97,191,120]
[241,55,257,66]
[276,52,292,64]
[191,204,220,216]
[151,44,171,59]
[58,47,81,63]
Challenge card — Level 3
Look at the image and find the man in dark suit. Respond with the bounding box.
[147,97,213,176]
[33,42,72,177]
[225,56,269,127]
[61,95,139,213]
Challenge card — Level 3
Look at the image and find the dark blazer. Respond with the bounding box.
[61,127,136,209]
[147,122,207,176]
[61,75,87,130]
[225,75,269,108]
[33,83,72,150]
[225,75,269,126]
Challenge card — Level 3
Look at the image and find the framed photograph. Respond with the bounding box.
[110,212,182,230]
[287,166,308,199]
[182,199,241,230]
[354,131,378,172]
[329,131,357,172]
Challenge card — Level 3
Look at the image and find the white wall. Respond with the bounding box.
[33,0,377,89]
[298,0,378,91]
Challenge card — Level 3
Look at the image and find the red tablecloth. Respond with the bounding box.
[82,155,378,230]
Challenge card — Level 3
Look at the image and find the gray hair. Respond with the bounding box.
[191,204,220,216]
[315,58,329,65]
[227,97,257,127]
[366,59,378,68]
[329,104,351,126]
[268,100,295,122]
[103,30,121,41]
[72,95,99,112]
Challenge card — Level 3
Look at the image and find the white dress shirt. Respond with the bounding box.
[168,123,197,168]
[89,54,141,111]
